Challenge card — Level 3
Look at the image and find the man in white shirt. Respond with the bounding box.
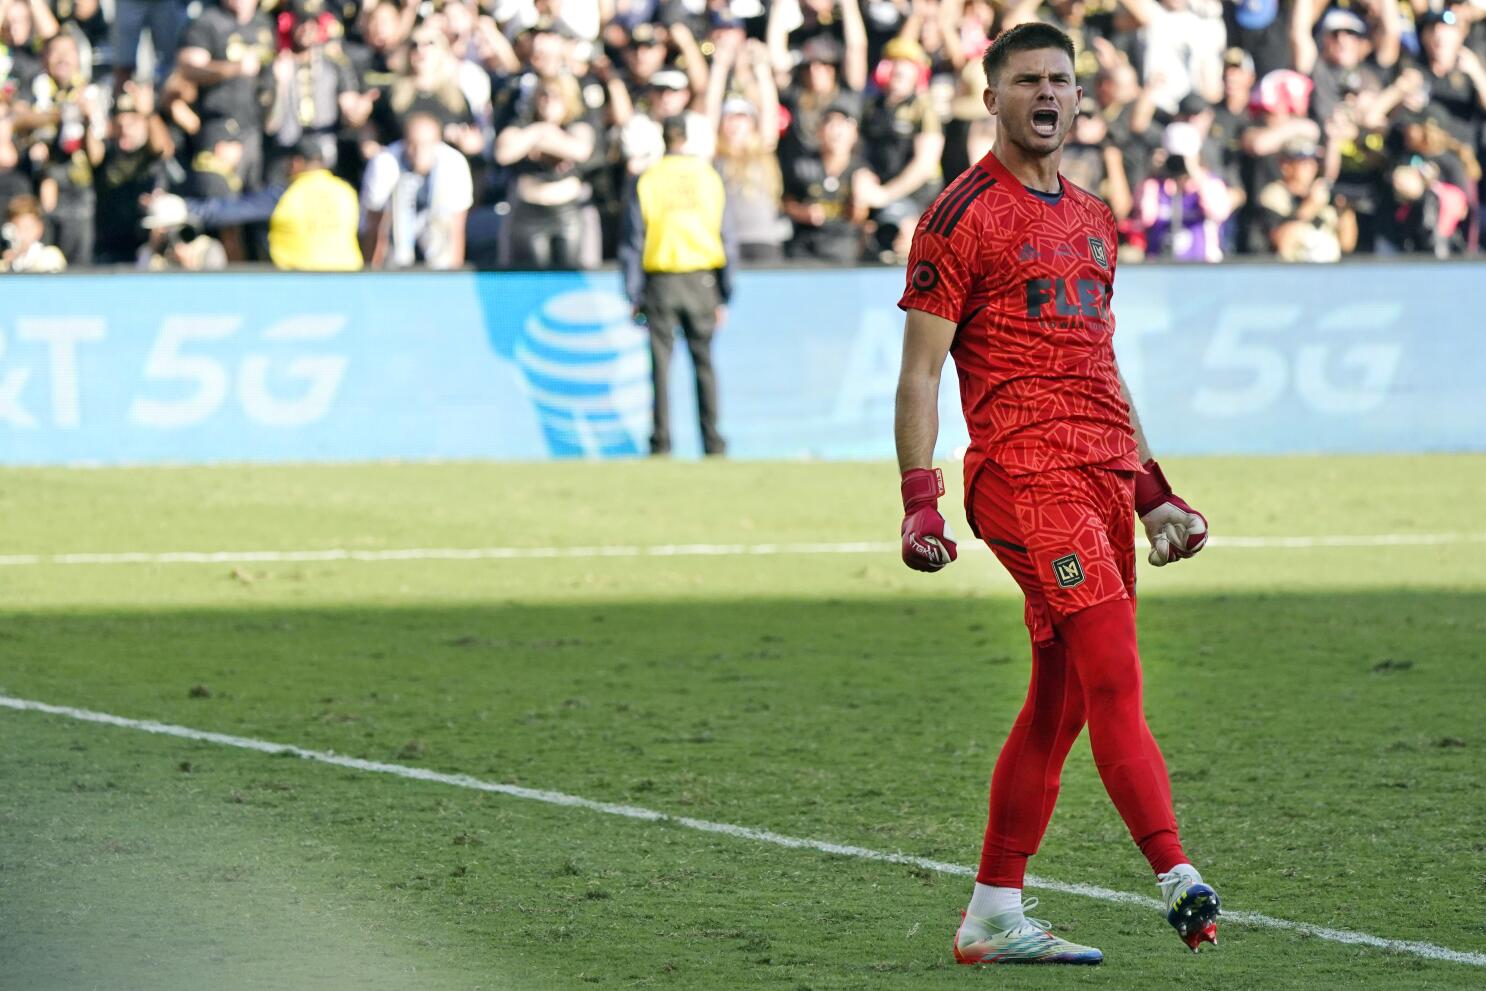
[361,111,474,269]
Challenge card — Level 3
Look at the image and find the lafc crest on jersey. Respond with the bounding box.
[1087,236,1109,269]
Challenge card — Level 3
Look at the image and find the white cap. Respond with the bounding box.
[142,194,190,230]
[1162,121,1202,159]
[648,69,690,91]
[720,96,756,117]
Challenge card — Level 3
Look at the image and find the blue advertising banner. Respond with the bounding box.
[0,264,1481,464]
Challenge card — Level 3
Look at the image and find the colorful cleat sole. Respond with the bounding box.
[953,912,1104,965]
[1167,882,1221,953]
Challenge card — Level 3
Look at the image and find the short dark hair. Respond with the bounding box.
[981,23,1077,85]
[660,115,688,150]
[290,136,325,164]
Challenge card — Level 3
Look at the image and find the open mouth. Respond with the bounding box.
[1031,109,1059,136]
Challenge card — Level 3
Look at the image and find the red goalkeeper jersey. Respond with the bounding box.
[897,150,1139,487]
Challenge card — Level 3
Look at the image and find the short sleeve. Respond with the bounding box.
[896,212,979,324]
[917,94,942,137]
[181,15,217,55]
[360,149,397,212]
[432,148,473,214]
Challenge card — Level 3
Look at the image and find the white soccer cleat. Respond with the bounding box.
[952,898,1104,965]
[1158,865,1221,952]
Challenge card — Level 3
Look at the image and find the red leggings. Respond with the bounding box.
[969,463,1186,887]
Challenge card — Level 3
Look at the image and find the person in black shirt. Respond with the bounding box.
[18,32,102,264]
[1294,3,1399,128]
[1225,0,1291,78]
[782,100,876,261]
[2,0,51,94]
[1410,9,1486,151]
[0,116,33,218]
[177,0,275,188]
[93,83,170,262]
[367,23,476,152]
[264,0,361,177]
[857,36,942,259]
[777,35,863,173]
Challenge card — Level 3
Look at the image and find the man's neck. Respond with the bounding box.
[821,147,851,172]
[992,138,1061,193]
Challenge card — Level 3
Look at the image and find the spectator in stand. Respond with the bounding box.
[183,116,242,196]
[1091,49,1159,192]
[776,31,866,172]
[614,19,667,91]
[1208,47,1255,188]
[177,0,275,187]
[782,98,876,261]
[1256,134,1355,259]
[494,73,595,267]
[1411,9,1486,152]
[54,0,107,80]
[620,66,712,175]
[343,1,405,95]
[708,32,788,260]
[263,0,352,172]
[1063,95,1134,220]
[0,117,32,217]
[768,0,869,89]
[1,192,66,268]
[437,0,500,116]
[113,0,187,89]
[1241,68,1322,249]
[16,32,105,263]
[616,20,711,175]
[1136,118,1234,259]
[93,82,171,263]
[369,22,481,157]
[1293,0,1399,127]
[1378,100,1477,253]
[1225,0,1292,79]
[2,0,58,91]
[940,1,996,182]
[265,0,364,176]
[1378,149,1471,255]
[135,191,228,269]
[361,109,471,268]
[1118,0,1227,112]
[858,35,942,260]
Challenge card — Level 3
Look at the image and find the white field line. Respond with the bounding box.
[0,532,1483,567]
[2,694,1482,969]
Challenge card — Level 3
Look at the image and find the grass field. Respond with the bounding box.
[1,455,1484,991]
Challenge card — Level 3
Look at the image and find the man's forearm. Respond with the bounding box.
[180,60,241,86]
[894,372,940,471]
[1118,371,1153,462]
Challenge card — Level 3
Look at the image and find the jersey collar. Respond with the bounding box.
[981,149,1065,205]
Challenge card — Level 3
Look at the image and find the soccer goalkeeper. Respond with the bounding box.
[892,23,1220,965]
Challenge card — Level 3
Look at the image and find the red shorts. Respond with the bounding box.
[967,461,1137,643]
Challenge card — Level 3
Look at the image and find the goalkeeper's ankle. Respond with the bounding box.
[965,883,1024,934]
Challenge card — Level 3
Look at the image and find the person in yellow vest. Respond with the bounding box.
[619,116,736,457]
[157,137,362,270]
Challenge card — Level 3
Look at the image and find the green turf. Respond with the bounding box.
[1,456,1483,990]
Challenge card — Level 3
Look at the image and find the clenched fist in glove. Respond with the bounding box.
[1135,459,1208,566]
[901,467,958,572]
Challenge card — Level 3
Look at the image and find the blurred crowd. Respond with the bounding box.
[0,0,1481,271]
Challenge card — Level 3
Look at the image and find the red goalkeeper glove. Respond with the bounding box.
[900,467,958,572]
[1135,459,1208,566]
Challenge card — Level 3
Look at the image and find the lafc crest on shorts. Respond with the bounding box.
[1052,553,1085,588]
